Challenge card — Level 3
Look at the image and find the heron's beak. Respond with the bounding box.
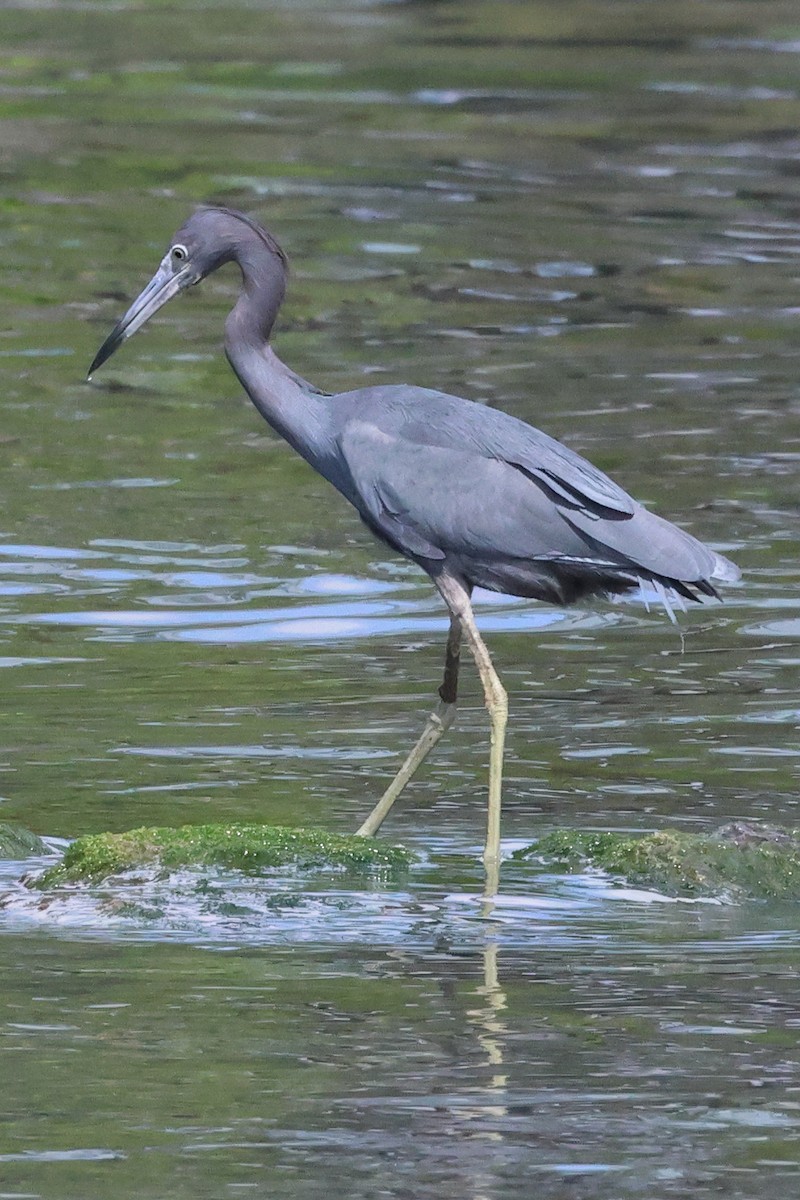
[88,255,194,379]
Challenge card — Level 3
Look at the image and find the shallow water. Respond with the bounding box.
[1,1,800,1196]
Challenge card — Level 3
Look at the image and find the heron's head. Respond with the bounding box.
[88,207,286,378]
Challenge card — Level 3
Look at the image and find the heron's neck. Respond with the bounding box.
[224,271,331,470]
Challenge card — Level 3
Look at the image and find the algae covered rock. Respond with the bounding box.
[0,822,49,859]
[29,822,416,889]
[516,822,800,900]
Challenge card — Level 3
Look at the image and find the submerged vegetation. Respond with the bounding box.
[29,823,416,888]
[520,823,800,900]
[0,823,49,860]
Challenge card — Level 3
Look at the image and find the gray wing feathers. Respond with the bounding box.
[393,390,636,517]
[335,391,738,591]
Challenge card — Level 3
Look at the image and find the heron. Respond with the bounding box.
[89,207,739,888]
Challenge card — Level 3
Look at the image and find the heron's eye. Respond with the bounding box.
[171,244,188,265]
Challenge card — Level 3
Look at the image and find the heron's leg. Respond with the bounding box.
[437,576,508,880]
[355,613,462,838]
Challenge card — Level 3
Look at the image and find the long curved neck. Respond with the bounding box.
[223,238,332,471]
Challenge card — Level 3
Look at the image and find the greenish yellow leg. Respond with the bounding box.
[437,575,508,893]
[355,613,462,838]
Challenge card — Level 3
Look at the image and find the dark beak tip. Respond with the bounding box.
[87,330,123,380]
[87,350,105,379]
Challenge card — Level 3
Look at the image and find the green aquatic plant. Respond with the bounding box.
[0,823,49,859]
[518,822,800,900]
[29,823,417,888]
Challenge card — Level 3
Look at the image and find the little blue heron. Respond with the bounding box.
[89,207,739,884]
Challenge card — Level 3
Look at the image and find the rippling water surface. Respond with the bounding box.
[1,1,800,1197]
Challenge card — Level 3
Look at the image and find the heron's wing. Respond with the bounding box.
[336,398,734,590]
[393,391,637,519]
[338,417,612,565]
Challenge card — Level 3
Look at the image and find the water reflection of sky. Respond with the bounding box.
[0,538,642,644]
[0,537,771,647]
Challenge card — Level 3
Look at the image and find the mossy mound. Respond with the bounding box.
[516,822,800,900]
[29,823,416,889]
[0,822,49,859]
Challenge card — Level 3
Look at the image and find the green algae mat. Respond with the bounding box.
[11,820,800,900]
[518,822,800,900]
[27,823,416,889]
